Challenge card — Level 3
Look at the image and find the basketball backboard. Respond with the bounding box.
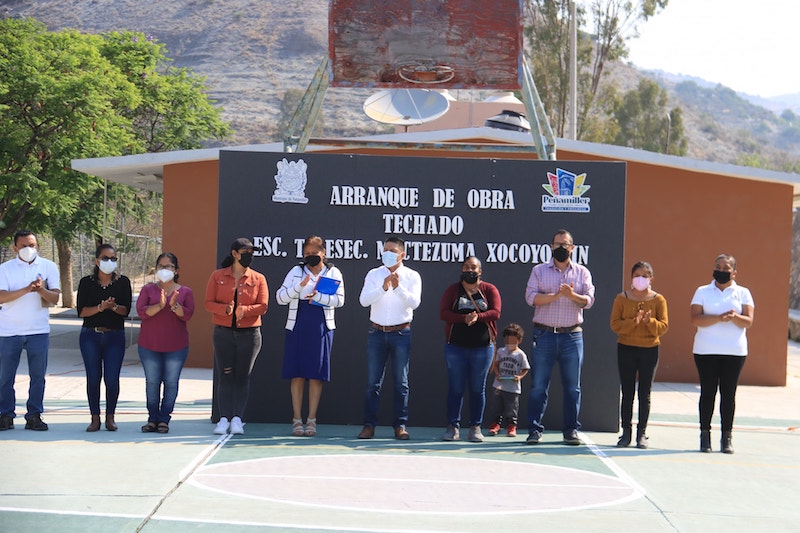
[329,0,523,89]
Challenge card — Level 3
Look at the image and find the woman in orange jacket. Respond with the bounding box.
[205,238,268,436]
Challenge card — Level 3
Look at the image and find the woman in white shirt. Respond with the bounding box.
[690,254,754,454]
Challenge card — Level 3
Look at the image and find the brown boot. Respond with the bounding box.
[105,413,118,431]
[86,414,101,432]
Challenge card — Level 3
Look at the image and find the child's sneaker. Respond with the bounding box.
[506,424,517,437]
[488,423,501,436]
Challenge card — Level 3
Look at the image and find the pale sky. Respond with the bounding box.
[626,0,798,98]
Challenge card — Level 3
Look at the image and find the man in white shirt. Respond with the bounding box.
[357,237,422,440]
[0,230,61,431]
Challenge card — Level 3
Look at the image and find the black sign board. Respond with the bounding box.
[217,151,625,431]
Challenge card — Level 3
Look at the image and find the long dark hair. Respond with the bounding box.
[93,243,116,278]
[156,252,180,282]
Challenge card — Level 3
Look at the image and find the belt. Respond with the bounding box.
[371,322,410,332]
[533,323,582,334]
[88,327,115,334]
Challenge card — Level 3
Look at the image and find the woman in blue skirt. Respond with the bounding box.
[276,236,344,436]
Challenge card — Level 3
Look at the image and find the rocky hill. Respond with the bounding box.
[4,0,800,167]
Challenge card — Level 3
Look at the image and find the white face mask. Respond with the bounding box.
[381,250,399,269]
[156,269,175,283]
[18,246,37,263]
[631,276,650,292]
[98,260,118,275]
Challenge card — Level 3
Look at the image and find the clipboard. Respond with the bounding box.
[310,276,340,306]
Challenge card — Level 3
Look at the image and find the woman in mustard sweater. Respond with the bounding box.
[609,261,669,449]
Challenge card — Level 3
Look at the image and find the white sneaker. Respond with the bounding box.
[230,416,244,435]
[213,417,230,435]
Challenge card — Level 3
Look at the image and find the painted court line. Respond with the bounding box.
[187,451,644,515]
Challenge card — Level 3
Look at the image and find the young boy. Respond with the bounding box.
[487,324,530,437]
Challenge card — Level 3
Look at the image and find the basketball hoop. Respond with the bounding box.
[397,63,455,84]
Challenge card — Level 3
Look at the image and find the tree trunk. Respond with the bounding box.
[56,238,74,308]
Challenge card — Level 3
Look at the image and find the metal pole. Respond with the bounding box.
[102,179,107,244]
[665,112,671,154]
[569,0,578,140]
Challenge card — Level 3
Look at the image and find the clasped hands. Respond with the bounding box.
[159,289,182,314]
[382,272,399,291]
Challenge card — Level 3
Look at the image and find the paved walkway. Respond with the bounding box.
[0,312,798,532]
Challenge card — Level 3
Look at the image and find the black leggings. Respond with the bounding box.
[693,354,746,432]
[617,344,659,430]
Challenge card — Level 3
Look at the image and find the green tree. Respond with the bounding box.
[524,0,668,140]
[613,78,686,155]
[0,18,229,305]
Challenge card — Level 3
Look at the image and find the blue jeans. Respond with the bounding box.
[363,326,411,428]
[79,328,126,415]
[138,346,189,423]
[444,343,495,427]
[0,334,49,418]
[527,329,584,434]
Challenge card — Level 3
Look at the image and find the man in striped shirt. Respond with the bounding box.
[524,229,595,446]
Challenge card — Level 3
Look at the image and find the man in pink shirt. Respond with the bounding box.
[524,229,595,446]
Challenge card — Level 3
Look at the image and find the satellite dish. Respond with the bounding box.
[363,89,450,125]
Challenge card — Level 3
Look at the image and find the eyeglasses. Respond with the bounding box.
[552,242,573,248]
[156,264,176,270]
[99,256,118,262]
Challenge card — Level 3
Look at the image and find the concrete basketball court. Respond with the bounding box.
[0,312,798,532]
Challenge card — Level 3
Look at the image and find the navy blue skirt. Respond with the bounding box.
[281,299,334,381]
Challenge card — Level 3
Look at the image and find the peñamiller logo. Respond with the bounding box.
[541,168,591,213]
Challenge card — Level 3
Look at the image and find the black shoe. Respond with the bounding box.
[616,428,632,447]
[636,432,649,449]
[563,429,582,445]
[0,414,14,431]
[25,414,48,431]
[700,430,711,453]
[526,430,542,444]
[721,431,734,454]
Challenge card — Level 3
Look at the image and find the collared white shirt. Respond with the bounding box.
[691,280,754,356]
[0,255,60,336]
[359,263,422,326]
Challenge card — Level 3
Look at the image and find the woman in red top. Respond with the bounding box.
[136,252,195,434]
[205,238,268,436]
[439,256,502,443]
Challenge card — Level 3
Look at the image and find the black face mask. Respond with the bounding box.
[713,270,731,284]
[460,271,479,284]
[238,251,254,268]
[303,255,322,267]
[552,246,570,262]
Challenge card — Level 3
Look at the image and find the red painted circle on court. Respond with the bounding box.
[191,454,640,514]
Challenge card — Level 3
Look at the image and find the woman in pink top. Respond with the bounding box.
[136,252,194,434]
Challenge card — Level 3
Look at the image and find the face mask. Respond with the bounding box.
[18,246,37,263]
[238,251,254,268]
[381,251,399,268]
[460,271,479,284]
[631,276,650,291]
[156,269,175,283]
[98,260,117,274]
[713,270,731,284]
[303,254,322,267]
[552,246,570,262]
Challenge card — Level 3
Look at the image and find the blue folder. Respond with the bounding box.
[310,276,340,306]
